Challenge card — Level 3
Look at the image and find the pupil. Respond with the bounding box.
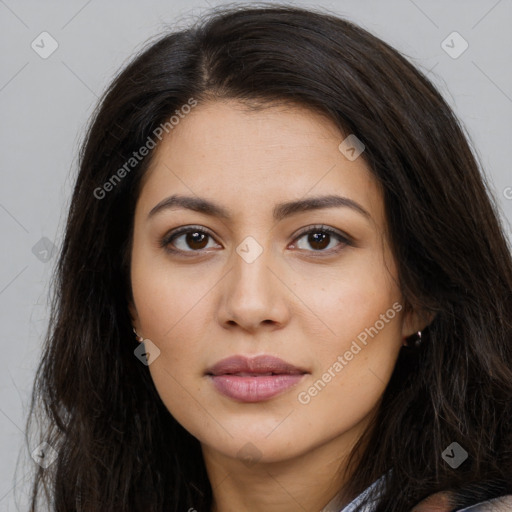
[187,232,208,249]
[309,232,329,250]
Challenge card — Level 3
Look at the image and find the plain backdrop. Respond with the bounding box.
[1,0,511,509]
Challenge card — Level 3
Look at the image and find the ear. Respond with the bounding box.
[401,305,435,339]
[128,300,140,334]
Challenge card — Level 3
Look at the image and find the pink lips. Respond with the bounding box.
[206,355,308,403]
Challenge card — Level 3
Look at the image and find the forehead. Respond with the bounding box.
[136,100,384,226]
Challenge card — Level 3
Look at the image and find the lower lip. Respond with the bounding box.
[209,374,306,402]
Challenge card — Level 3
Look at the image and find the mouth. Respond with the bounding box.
[216,371,300,376]
[205,354,309,402]
[205,354,308,376]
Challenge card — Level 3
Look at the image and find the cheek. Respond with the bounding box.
[132,275,211,376]
[130,242,218,340]
[291,249,402,351]
[147,360,213,442]
[134,293,213,440]
[130,250,217,412]
[291,248,403,410]
[293,299,403,440]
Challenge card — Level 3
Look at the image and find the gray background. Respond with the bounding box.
[1,0,511,509]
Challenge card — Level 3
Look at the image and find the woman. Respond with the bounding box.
[25,4,512,511]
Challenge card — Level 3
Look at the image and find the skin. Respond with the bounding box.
[129,99,425,512]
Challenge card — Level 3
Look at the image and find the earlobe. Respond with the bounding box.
[402,311,435,344]
[132,327,144,343]
[128,302,142,340]
[402,311,435,348]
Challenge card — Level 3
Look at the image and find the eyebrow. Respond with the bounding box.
[147,194,371,222]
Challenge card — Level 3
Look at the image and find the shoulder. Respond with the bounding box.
[410,492,512,512]
[410,491,453,511]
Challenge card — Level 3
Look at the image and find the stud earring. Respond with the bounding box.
[402,330,422,348]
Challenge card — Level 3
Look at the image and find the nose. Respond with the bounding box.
[217,241,291,333]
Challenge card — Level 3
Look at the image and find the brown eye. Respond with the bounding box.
[293,226,350,253]
[307,232,330,250]
[162,226,220,253]
[183,231,209,250]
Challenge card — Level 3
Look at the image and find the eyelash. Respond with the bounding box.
[160,224,352,257]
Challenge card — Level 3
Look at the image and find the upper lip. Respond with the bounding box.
[206,355,308,376]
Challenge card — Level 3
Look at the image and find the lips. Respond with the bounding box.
[205,354,307,377]
[206,355,308,402]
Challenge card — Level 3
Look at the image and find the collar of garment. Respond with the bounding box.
[320,474,386,512]
[320,474,512,512]
[456,496,512,511]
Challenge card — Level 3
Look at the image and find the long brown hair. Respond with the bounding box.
[25,4,512,511]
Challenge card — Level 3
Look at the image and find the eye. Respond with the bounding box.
[290,225,351,253]
[160,224,352,256]
[161,226,220,254]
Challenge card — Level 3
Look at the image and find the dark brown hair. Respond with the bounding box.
[24,4,512,511]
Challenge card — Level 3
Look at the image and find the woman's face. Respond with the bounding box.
[129,100,421,469]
